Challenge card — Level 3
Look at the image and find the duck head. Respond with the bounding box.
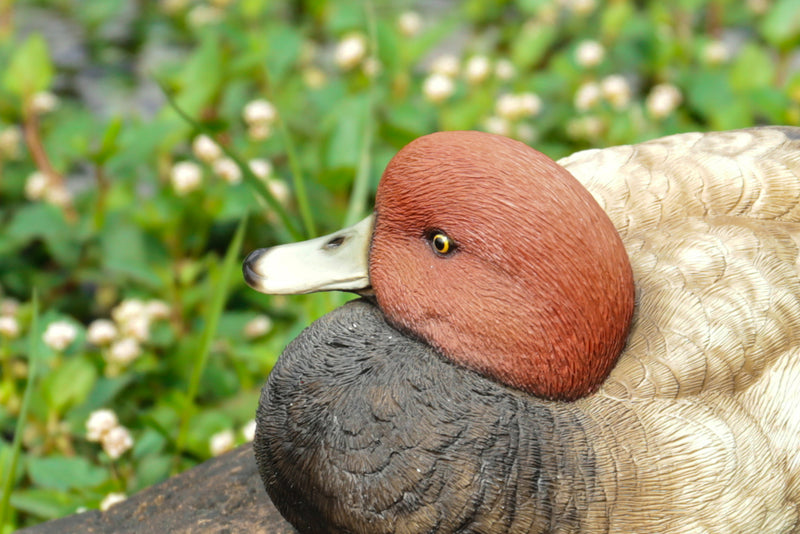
[244,131,634,400]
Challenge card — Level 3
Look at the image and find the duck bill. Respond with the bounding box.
[243,214,374,295]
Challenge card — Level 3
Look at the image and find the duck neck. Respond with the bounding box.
[255,299,606,533]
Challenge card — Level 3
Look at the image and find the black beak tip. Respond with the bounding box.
[242,248,266,287]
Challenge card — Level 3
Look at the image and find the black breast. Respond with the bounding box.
[254,299,602,533]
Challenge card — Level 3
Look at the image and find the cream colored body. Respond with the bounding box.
[561,128,800,533]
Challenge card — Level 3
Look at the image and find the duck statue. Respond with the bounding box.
[243,128,800,533]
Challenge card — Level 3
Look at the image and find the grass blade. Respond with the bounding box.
[174,217,247,468]
[0,291,39,529]
[344,1,377,227]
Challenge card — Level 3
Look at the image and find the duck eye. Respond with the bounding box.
[431,233,452,255]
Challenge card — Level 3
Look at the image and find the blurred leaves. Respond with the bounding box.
[0,0,798,530]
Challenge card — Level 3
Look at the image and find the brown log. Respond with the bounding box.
[17,444,295,534]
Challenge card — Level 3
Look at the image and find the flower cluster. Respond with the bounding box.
[86,298,170,375]
[85,409,134,460]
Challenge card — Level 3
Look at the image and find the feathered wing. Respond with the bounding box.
[560,128,800,532]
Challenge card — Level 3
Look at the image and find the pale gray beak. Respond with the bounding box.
[243,214,374,295]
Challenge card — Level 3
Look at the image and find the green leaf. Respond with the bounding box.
[325,95,370,170]
[729,44,775,91]
[760,0,800,50]
[3,34,53,97]
[174,33,223,116]
[40,357,97,415]
[100,218,164,289]
[6,204,66,245]
[9,489,83,520]
[601,2,636,39]
[131,454,172,493]
[94,117,123,164]
[686,71,735,120]
[265,24,303,83]
[511,22,557,70]
[27,456,108,491]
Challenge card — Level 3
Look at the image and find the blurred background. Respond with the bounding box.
[1,0,798,529]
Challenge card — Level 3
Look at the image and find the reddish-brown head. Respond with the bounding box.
[369,131,634,400]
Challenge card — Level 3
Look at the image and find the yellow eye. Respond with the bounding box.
[431,233,451,255]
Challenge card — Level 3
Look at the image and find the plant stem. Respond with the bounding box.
[22,109,77,222]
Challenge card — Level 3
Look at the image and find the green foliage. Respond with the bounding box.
[3,34,53,99]
[0,0,798,530]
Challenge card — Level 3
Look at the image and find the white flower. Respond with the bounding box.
[601,74,631,109]
[112,299,146,324]
[192,135,222,163]
[646,83,682,119]
[87,319,118,346]
[248,159,273,180]
[516,123,537,144]
[242,419,257,442]
[86,409,119,442]
[423,73,455,103]
[161,0,190,14]
[574,81,602,111]
[268,179,290,206]
[170,161,202,195]
[108,338,142,365]
[362,57,381,77]
[495,59,515,81]
[302,67,327,89]
[30,91,58,114]
[100,493,126,512]
[703,40,729,65]
[495,94,520,120]
[116,314,149,343]
[43,321,77,351]
[747,0,769,14]
[334,33,368,71]
[244,315,273,339]
[101,425,133,459]
[187,5,223,27]
[537,4,559,24]
[145,300,171,320]
[495,93,541,121]
[0,316,19,338]
[248,123,272,141]
[44,184,73,208]
[397,11,422,37]
[484,116,511,136]
[242,99,277,126]
[209,429,235,456]
[430,55,459,77]
[518,93,541,116]
[212,158,242,184]
[567,0,596,15]
[0,298,19,316]
[465,55,491,84]
[0,126,21,159]
[575,40,605,68]
[566,115,604,140]
[25,171,49,201]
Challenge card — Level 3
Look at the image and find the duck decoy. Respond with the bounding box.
[243,128,800,533]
